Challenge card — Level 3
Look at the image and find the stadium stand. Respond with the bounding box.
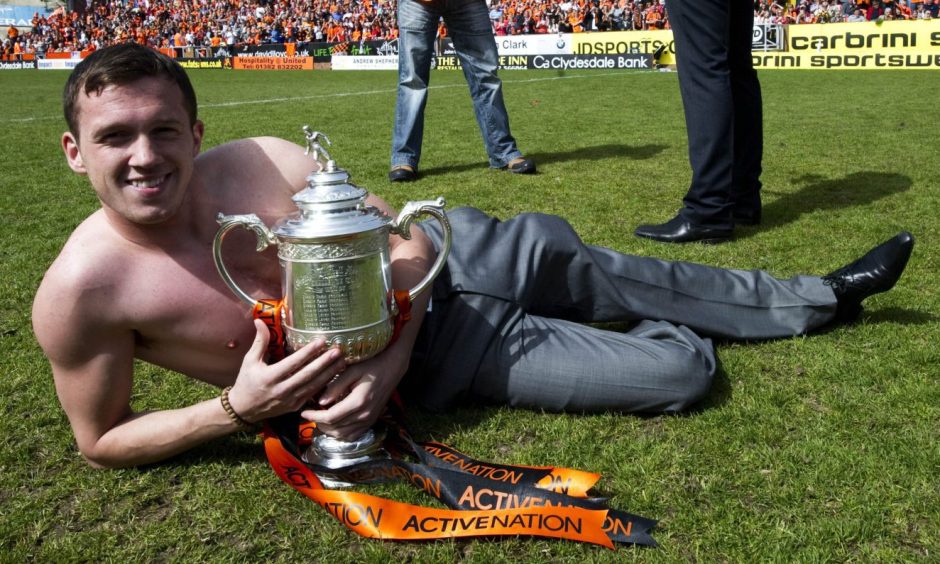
[2,0,933,59]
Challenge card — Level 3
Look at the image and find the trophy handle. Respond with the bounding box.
[213,213,277,308]
[391,197,452,305]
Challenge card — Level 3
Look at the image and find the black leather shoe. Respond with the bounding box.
[388,165,417,182]
[823,231,914,321]
[634,215,732,244]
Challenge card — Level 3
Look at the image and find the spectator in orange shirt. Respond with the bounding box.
[568,6,583,31]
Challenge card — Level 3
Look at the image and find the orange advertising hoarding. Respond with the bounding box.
[232,56,313,70]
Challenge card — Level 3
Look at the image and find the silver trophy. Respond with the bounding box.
[212,127,452,486]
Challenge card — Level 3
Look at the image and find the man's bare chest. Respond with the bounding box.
[127,246,282,383]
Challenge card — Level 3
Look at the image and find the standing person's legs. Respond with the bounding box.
[728,1,763,222]
[665,0,735,229]
[445,0,523,168]
[391,0,440,171]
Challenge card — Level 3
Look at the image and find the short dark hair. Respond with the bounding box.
[63,43,197,137]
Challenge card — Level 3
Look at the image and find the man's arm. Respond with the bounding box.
[33,275,229,468]
[301,193,436,438]
[33,271,346,469]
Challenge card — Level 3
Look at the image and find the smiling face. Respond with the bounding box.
[62,77,204,228]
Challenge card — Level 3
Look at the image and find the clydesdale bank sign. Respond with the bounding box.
[434,52,651,71]
[430,35,652,70]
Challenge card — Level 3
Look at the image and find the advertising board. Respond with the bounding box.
[754,20,940,69]
[495,34,572,55]
[37,58,81,70]
[177,58,229,69]
[435,53,651,71]
[232,56,314,70]
[0,59,34,70]
[571,30,677,65]
[330,55,398,70]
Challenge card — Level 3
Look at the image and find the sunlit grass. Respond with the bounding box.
[0,68,937,561]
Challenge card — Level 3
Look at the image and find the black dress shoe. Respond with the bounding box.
[822,231,914,321]
[634,215,732,244]
[388,165,417,182]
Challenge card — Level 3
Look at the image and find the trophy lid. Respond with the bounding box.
[272,128,391,240]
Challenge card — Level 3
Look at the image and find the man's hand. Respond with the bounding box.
[226,319,347,423]
[299,339,411,439]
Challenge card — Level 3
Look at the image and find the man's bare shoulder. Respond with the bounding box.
[37,211,130,300]
[196,136,315,195]
[32,212,135,363]
[197,136,298,162]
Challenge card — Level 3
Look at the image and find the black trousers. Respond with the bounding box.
[666,0,763,229]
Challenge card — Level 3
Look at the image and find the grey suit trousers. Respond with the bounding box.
[402,208,837,413]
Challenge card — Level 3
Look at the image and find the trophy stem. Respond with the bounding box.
[301,427,389,488]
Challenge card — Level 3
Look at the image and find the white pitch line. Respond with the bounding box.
[202,69,648,110]
[3,70,653,123]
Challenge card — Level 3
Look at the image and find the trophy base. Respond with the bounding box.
[301,427,389,488]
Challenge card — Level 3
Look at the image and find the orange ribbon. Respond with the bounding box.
[252,294,657,548]
[263,426,614,546]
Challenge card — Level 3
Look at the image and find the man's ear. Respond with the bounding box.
[192,120,205,156]
[62,132,86,174]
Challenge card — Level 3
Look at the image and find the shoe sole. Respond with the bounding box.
[635,233,732,245]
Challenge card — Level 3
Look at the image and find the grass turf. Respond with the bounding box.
[0,67,937,561]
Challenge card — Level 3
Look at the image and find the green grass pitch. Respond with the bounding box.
[0,67,937,561]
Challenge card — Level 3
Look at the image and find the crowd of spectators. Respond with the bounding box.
[5,0,401,58]
[488,0,668,35]
[757,0,938,24]
[3,0,938,59]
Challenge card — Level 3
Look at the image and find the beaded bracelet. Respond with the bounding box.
[220,386,253,429]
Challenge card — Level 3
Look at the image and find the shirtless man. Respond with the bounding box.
[35,44,914,470]
[33,43,434,468]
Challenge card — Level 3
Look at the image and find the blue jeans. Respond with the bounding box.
[391,0,523,170]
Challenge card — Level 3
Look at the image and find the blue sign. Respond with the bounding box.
[1,4,52,28]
